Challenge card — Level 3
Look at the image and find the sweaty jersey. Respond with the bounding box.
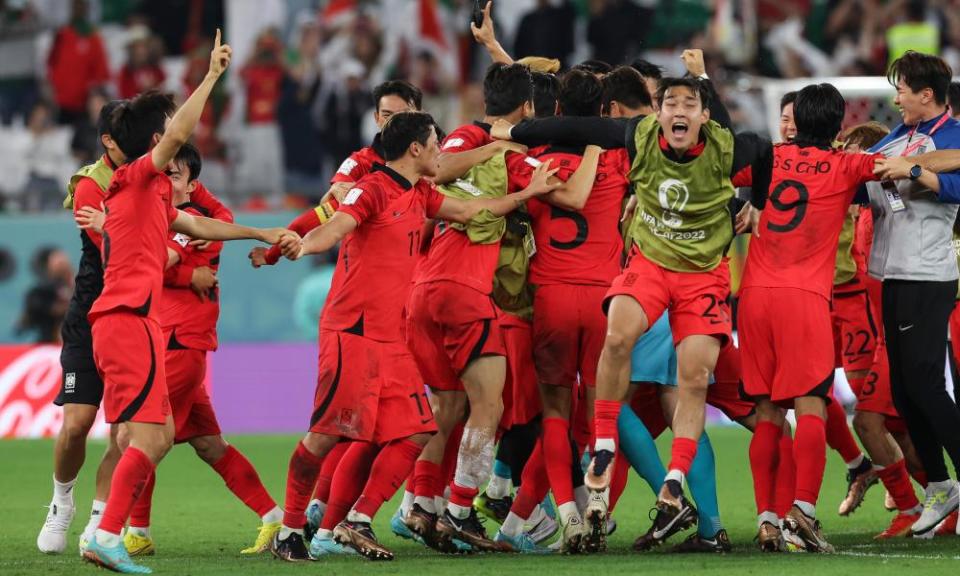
[527,146,629,286]
[331,133,386,184]
[415,122,538,295]
[89,154,178,324]
[321,164,445,342]
[742,144,880,300]
[161,182,232,351]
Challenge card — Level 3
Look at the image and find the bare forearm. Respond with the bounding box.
[545,147,601,209]
[912,150,960,174]
[436,143,506,184]
[176,215,266,242]
[153,73,219,169]
[483,40,513,65]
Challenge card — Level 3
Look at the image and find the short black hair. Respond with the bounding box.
[948,81,960,116]
[558,69,604,117]
[381,111,437,161]
[173,141,202,182]
[602,65,652,112]
[483,63,533,116]
[109,90,176,162]
[888,50,953,105]
[655,77,707,109]
[780,91,798,112]
[572,59,612,75]
[531,72,561,118]
[97,99,124,138]
[906,0,926,20]
[629,58,663,80]
[372,80,423,111]
[793,83,846,146]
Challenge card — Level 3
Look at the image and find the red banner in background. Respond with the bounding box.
[0,345,107,439]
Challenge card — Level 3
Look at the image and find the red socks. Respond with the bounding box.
[100,447,155,535]
[512,438,550,519]
[794,414,827,506]
[877,459,920,512]
[543,417,574,506]
[749,421,781,515]
[413,459,443,504]
[668,437,699,476]
[320,442,378,530]
[609,450,630,513]
[441,424,465,486]
[773,428,796,517]
[211,445,277,518]
[593,399,622,448]
[354,439,423,519]
[282,441,325,529]
[825,398,861,464]
[128,470,156,529]
[448,483,478,509]
[313,441,350,503]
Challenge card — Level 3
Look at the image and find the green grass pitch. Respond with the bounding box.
[3,427,958,575]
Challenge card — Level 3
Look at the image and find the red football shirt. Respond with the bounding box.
[321,165,445,342]
[242,64,284,124]
[527,147,629,286]
[331,134,385,184]
[161,183,232,351]
[741,145,881,299]
[73,172,107,250]
[415,123,540,295]
[89,154,179,323]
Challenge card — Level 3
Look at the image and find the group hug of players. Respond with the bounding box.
[34,8,960,574]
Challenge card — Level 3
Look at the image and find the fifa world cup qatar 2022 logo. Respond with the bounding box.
[658,178,690,229]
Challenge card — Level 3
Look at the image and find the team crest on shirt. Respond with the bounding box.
[337,158,358,175]
[657,178,690,229]
[172,233,191,247]
[343,188,364,205]
[452,179,484,197]
[442,138,465,150]
[524,156,542,168]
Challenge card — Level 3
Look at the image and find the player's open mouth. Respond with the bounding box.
[671,122,689,138]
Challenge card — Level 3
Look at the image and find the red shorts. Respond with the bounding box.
[166,348,221,443]
[629,385,668,439]
[500,313,541,429]
[831,286,878,374]
[739,287,835,406]
[310,330,436,443]
[533,283,607,389]
[373,340,437,444]
[406,281,506,392]
[708,342,755,421]
[852,340,899,418]
[606,248,731,346]
[91,312,169,425]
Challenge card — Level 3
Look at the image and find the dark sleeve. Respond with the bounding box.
[732,132,773,209]
[729,196,747,230]
[852,183,870,205]
[700,79,732,130]
[625,115,643,165]
[510,116,630,149]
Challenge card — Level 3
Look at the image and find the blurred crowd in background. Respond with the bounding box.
[1,0,960,213]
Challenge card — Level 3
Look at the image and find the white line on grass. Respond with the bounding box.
[836,551,960,560]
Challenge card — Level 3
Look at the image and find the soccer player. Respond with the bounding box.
[80,31,295,574]
[403,63,597,553]
[866,51,960,537]
[77,144,283,557]
[271,111,560,561]
[739,82,959,551]
[38,99,126,556]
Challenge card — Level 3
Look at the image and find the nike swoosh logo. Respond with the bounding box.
[898,324,914,332]
[652,509,688,539]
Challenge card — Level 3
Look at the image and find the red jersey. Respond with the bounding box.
[46,26,110,112]
[741,144,880,299]
[415,123,539,294]
[242,64,284,124]
[321,165,445,342]
[161,182,233,351]
[527,146,629,286]
[89,155,179,323]
[117,64,167,100]
[332,133,386,184]
[73,173,107,250]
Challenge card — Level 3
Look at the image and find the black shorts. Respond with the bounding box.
[55,355,104,407]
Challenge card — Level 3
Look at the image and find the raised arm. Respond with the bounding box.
[151,29,231,172]
[541,145,602,210]
[472,1,513,65]
[435,160,560,224]
[171,210,292,244]
[681,49,732,130]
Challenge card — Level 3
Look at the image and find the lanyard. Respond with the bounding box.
[901,112,949,157]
